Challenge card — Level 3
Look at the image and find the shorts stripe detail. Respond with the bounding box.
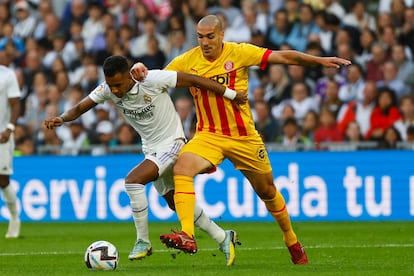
[228,71,247,136]
[215,94,230,136]
[158,141,181,165]
[175,192,195,195]
[201,88,216,133]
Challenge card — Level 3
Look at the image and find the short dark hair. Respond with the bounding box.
[103,56,129,77]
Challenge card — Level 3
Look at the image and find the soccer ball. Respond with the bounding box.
[84,240,119,271]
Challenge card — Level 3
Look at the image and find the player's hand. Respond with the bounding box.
[44,117,64,130]
[0,129,11,143]
[319,57,352,68]
[233,92,248,105]
[130,62,148,81]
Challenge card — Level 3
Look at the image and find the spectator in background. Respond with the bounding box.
[342,0,376,32]
[301,109,319,142]
[274,117,310,147]
[406,125,414,142]
[355,28,377,69]
[165,29,192,66]
[320,79,343,119]
[174,96,196,140]
[208,0,243,29]
[337,80,378,137]
[286,3,320,52]
[377,126,402,149]
[338,63,365,104]
[129,16,168,59]
[366,87,402,140]
[254,100,279,142]
[272,81,319,124]
[263,64,291,107]
[81,1,105,52]
[13,1,37,41]
[91,120,116,155]
[0,22,25,59]
[114,122,141,146]
[314,66,346,105]
[264,8,290,50]
[344,121,365,143]
[284,0,300,26]
[287,64,315,92]
[59,0,88,37]
[394,95,414,141]
[377,61,410,100]
[322,0,346,19]
[365,43,389,82]
[314,107,343,146]
[391,43,414,90]
[137,36,166,70]
[60,119,90,155]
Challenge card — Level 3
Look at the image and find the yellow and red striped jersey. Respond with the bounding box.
[166,42,272,137]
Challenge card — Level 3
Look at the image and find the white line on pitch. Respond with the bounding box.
[1,243,413,257]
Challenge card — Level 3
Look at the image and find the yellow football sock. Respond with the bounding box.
[174,175,196,237]
[263,190,298,247]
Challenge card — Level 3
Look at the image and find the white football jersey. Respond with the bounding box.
[89,70,185,153]
[0,66,21,132]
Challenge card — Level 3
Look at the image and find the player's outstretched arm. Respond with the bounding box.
[44,97,97,130]
[268,50,352,68]
[175,72,248,105]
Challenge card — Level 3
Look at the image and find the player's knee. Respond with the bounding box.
[256,183,276,200]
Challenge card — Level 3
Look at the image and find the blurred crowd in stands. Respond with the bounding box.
[1,0,414,155]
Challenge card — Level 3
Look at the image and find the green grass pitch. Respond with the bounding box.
[1,221,413,275]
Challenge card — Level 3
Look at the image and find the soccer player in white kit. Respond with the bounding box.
[0,65,21,238]
[44,56,246,265]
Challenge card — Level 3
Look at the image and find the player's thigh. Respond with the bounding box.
[226,136,272,174]
[125,159,159,184]
[176,134,225,175]
[0,141,13,178]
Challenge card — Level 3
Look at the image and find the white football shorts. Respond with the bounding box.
[145,139,184,196]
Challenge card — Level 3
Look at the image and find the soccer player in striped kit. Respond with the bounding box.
[131,14,351,264]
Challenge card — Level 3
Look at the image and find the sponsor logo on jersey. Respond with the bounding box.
[143,93,152,104]
[224,61,234,71]
[116,100,123,106]
[123,104,155,120]
[210,73,230,85]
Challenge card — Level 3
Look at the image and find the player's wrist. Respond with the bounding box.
[223,88,237,100]
[6,123,15,132]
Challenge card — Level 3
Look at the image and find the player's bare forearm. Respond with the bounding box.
[176,72,247,103]
[268,50,351,68]
[8,97,20,126]
[44,97,96,129]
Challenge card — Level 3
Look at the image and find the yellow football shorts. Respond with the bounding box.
[180,132,272,174]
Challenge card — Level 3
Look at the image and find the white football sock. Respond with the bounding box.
[2,185,18,220]
[194,205,226,244]
[125,184,149,243]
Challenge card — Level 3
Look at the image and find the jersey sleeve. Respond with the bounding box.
[143,70,178,92]
[88,82,110,104]
[237,43,271,69]
[6,70,21,98]
[164,54,186,72]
